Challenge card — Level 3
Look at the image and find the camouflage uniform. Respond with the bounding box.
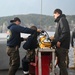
[25,50,35,62]
[6,46,20,75]
[22,49,35,75]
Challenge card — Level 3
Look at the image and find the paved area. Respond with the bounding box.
[68,68,75,75]
[0,68,75,75]
[0,69,23,75]
[0,40,75,75]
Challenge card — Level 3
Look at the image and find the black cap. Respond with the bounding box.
[10,17,21,23]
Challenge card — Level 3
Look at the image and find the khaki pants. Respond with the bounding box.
[6,46,20,75]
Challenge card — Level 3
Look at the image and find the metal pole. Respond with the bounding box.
[52,50,55,75]
[40,0,42,28]
[41,0,42,15]
[38,51,42,75]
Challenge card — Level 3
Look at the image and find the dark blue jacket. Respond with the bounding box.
[7,23,35,47]
[23,32,38,50]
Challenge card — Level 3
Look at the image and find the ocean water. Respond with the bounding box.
[0,32,74,69]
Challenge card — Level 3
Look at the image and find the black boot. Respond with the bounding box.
[24,74,29,75]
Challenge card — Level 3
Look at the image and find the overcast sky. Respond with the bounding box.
[0,0,75,17]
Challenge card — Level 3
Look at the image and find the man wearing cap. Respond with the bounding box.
[50,9,70,75]
[6,17,38,75]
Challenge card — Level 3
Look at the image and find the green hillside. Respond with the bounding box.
[0,14,54,26]
[0,14,75,32]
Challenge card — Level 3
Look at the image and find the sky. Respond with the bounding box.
[0,0,75,17]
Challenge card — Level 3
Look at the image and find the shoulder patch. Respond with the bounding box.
[7,30,12,40]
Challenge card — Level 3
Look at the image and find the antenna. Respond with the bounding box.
[40,0,42,28]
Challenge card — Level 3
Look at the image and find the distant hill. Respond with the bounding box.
[0,14,75,32]
[0,14,54,26]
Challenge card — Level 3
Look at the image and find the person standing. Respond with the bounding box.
[6,17,37,75]
[71,28,75,68]
[51,9,70,75]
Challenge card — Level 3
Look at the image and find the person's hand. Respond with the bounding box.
[37,29,41,32]
[50,36,54,41]
[71,45,74,48]
[15,46,19,50]
[56,41,61,48]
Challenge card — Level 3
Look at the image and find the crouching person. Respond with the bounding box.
[22,26,38,75]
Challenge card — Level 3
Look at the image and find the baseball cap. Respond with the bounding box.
[10,17,21,23]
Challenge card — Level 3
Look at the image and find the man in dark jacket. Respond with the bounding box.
[71,28,75,68]
[51,9,70,75]
[6,17,37,75]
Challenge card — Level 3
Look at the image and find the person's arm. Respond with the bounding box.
[58,18,70,43]
[13,25,35,34]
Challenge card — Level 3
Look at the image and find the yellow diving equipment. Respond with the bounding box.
[39,35,51,48]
